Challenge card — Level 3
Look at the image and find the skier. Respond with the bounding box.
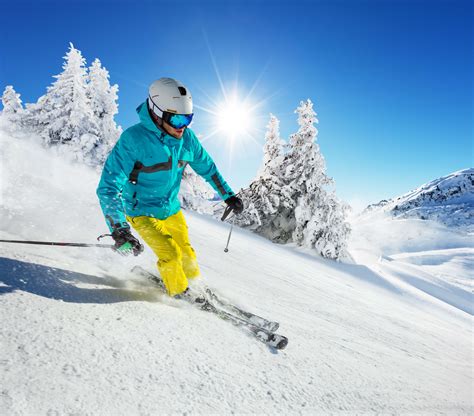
[97,77,243,298]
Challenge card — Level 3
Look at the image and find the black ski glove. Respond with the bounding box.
[111,226,144,256]
[224,195,244,215]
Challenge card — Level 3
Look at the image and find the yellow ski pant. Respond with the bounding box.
[126,211,200,296]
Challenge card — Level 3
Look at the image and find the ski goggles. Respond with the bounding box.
[162,111,194,129]
[149,95,194,129]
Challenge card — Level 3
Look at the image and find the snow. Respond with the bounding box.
[363,168,474,232]
[0,128,472,415]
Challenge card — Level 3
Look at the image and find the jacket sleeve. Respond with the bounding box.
[188,130,235,200]
[96,131,136,232]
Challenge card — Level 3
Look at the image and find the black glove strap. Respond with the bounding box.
[97,233,112,241]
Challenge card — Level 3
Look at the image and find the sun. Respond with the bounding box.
[193,85,267,165]
[192,36,276,168]
[215,94,253,139]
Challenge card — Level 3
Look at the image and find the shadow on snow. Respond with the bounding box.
[0,256,159,304]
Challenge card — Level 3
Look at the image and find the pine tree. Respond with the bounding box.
[233,114,292,238]
[179,168,214,214]
[284,99,350,259]
[1,45,121,167]
[87,58,121,163]
[260,114,285,176]
[22,94,52,136]
[1,85,23,126]
[33,43,100,163]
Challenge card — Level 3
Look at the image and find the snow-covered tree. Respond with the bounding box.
[179,168,214,214]
[235,177,296,241]
[233,114,293,238]
[33,43,100,164]
[1,85,23,126]
[1,44,122,167]
[22,95,48,134]
[284,99,350,259]
[87,58,121,163]
[234,101,350,259]
[259,114,285,176]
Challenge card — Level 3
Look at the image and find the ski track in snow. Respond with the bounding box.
[0,129,472,415]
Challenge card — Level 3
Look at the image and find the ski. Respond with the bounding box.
[131,266,288,350]
[203,287,280,332]
[131,265,279,331]
[132,265,167,291]
[198,300,288,350]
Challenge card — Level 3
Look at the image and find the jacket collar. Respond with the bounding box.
[136,101,182,147]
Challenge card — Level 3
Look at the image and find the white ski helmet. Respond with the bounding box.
[148,77,193,118]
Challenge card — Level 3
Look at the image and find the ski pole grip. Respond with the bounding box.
[221,205,233,222]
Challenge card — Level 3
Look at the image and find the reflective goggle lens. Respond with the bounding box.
[168,113,194,129]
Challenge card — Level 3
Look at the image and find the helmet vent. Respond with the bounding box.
[178,86,187,96]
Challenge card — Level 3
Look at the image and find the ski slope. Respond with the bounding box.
[0,129,472,415]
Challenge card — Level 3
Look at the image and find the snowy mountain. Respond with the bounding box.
[363,168,474,231]
[0,128,472,415]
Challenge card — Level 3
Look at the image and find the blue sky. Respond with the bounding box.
[1,0,472,210]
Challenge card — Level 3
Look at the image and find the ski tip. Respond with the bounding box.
[276,337,288,350]
[268,334,288,350]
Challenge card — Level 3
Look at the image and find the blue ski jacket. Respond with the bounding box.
[97,101,235,232]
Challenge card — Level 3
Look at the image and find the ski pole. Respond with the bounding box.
[220,204,235,253]
[0,239,114,248]
[224,220,234,253]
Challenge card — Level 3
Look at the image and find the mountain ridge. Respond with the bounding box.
[363,168,473,231]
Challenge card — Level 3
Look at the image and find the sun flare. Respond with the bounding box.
[193,39,275,167]
[195,85,268,152]
[215,95,253,139]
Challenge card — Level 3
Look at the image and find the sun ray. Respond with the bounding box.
[194,84,221,109]
[196,35,277,167]
[247,87,286,112]
[244,60,271,103]
[193,103,219,116]
[199,128,222,144]
[247,130,266,148]
[202,29,228,102]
